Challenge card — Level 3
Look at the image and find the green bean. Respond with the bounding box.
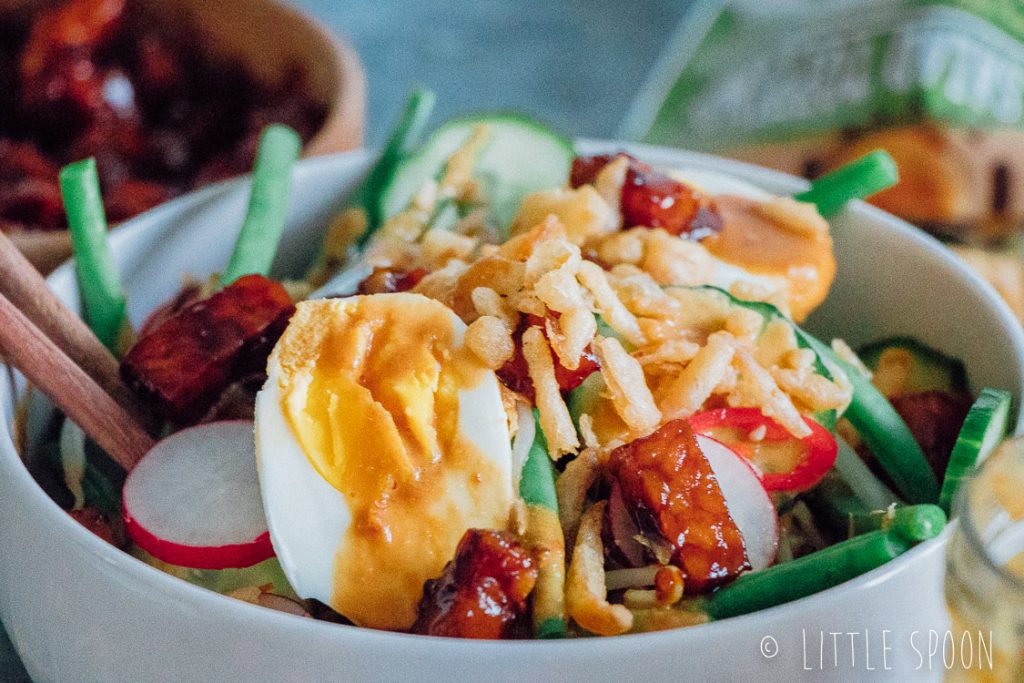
[59,158,128,353]
[794,150,898,217]
[520,411,559,510]
[222,124,302,285]
[520,411,567,638]
[703,530,911,621]
[357,89,436,243]
[802,335,939,503]
[849,504,947,543]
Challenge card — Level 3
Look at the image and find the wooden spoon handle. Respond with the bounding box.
[0,293,152,470]
[0,230,145,425]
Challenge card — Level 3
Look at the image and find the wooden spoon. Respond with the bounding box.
[0,292,152,470]
[0,229,148,428]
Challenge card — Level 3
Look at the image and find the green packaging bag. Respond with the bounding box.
[625,0,1024,238]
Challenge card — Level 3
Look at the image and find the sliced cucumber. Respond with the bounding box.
[681,286,842,430]
[938,388,1013,514]
[858,336,968,395]
[376,114,573,239]
[671,285,937,503]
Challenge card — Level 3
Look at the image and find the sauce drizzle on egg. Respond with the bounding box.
[273,295,512,629]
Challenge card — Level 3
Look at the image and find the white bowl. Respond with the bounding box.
[2,144,1022,682]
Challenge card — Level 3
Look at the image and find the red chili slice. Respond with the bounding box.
[687,408,837,493]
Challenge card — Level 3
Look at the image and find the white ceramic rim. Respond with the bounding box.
[2,142,1023,652]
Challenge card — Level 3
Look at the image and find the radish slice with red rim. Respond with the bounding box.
[123,420,273,570]
[688,407,838,493]
[696,434,779,571]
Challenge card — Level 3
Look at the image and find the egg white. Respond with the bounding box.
[255,368,348,606]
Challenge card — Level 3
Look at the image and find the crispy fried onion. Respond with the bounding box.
[465,315,514,370]
[566,501,632,636]
[658,330,736,421]
[593,336,660,435]
[555,446,603,544]
[522,326,579,457]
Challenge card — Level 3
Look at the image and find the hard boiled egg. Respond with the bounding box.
[671,167,836,322]
[255,293,514,630]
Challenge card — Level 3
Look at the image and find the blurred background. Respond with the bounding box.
[318,0,692,145]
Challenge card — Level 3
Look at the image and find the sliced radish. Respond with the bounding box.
[123,420,273,570]
[696,434,779,571]
[603,482,646,568]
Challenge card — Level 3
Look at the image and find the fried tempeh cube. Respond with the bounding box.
[121,274,294,423]
[412,529,537,639]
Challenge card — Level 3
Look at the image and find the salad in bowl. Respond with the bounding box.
[4,92,1019,657]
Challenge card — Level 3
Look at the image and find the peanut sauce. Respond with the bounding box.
[276,295,511,630]
[702,195,836,321]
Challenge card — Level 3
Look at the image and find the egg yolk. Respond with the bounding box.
[272,295,511,630]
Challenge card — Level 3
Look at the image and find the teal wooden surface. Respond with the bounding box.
[305,0,690,143]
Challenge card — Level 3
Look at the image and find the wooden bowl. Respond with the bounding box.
[2,0,366,273]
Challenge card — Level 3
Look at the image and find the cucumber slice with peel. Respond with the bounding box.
[672,285,937,503]
[682,286,843,430]
[377,114,573,239]
[938,388,1012,514]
